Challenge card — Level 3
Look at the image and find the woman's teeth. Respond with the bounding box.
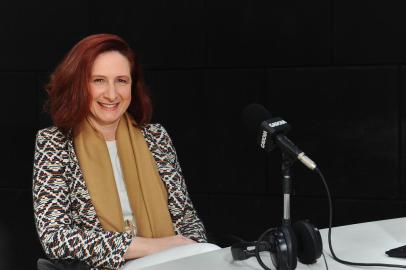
[98,102,118,108]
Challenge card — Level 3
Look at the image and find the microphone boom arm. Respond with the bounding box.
[276,135,317,171]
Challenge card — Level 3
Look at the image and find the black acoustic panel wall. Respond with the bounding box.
[334,0,406,64]
[189,193,213,243]
[204,69,267,194]
[207,0,330,67]
[2,72,37,125]
[1,73,37,188]
[291,197,330,229]
[334,199,406,227]
[0,1,88,71]
[90,0,206,68]
[399,67,406,198]
[37,72,53,130]
[0,189,44,270]
[2,73,38,187]
[266,67,399,198]
[146,69,268,194]
[189,193,210,226]
[0,125,36,188]
[208,194,283,242]
[88,0,131,40]
[145,69,210,192]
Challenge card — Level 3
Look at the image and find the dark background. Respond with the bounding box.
[1,0,406,269]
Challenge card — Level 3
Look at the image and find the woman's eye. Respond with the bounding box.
[118,78,128,84]
[93,78,104,83]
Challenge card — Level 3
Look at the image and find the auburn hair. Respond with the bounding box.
[45,33,152,135]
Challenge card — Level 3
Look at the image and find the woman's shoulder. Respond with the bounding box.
[142,123,167,134]
[36,126,70,144]
[141,123,171,144]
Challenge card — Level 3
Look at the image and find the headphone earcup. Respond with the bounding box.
[271,225,297,270]
[292,220,322,264]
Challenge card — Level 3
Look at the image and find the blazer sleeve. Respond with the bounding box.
[154,125,207,243]
[32,128,133,269]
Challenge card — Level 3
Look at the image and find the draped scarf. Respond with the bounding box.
[74,113,175,237]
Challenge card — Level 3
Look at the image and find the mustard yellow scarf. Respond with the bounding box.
[74,113,175,237]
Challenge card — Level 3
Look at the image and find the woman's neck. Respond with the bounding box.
[87,118,119,141]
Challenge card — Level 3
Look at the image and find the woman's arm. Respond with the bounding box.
[123,235,195,259]
[33,128,132,269]
[154,125,208,242]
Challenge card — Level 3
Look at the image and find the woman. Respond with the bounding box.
[33,34,207,269]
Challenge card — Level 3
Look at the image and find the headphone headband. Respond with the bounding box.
[231,241,272,260]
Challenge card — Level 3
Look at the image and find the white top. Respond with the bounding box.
[105,140,133,221]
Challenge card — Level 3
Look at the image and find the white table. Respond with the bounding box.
[131,217,406,270]
[318,217,406,269]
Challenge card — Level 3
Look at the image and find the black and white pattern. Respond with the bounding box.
[33,124,207,270]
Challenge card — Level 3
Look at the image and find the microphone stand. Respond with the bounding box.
[281,151,295,226]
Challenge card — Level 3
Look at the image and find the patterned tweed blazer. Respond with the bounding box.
[33,124,207,270]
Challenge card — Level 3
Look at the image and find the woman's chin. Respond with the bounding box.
[90,112,122,127]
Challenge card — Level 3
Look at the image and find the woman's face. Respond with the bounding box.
[88,51,132,130]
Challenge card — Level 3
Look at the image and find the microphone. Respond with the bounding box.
[242,104,317,170]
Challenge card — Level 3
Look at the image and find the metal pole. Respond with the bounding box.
[281,151,293,226]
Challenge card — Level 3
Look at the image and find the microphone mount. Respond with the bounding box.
[280,151,296,225]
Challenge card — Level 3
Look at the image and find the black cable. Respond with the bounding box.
[321,252,329,270]
[315,167,406,269]
[254,227,294,270]
[254,240,273,270]
[255,228,276,270]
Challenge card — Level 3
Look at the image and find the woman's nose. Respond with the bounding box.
[104,82,118,100]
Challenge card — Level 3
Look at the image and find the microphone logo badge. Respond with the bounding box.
[260,130,267,148]
[269,120,287,128]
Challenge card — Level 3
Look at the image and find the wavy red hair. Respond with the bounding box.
[45,33,152,135]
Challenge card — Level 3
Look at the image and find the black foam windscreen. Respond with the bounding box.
[241,103,272,136]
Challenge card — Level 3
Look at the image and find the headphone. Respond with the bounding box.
[231,220,322,270]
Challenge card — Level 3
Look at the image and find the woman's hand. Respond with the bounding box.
[124,235,196,259]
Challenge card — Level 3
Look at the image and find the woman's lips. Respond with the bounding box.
[98,101,119,110]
